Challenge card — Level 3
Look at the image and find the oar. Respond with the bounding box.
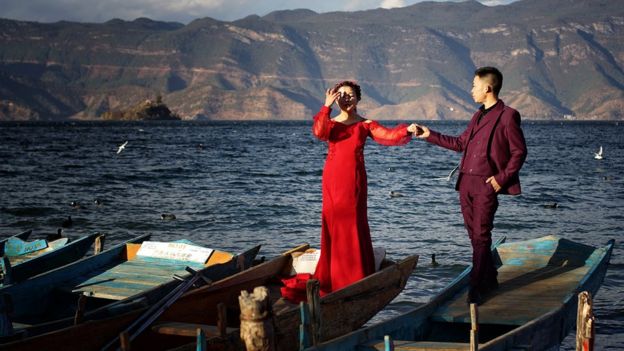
[101,268,210,351]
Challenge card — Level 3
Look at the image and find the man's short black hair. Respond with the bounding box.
[475,67,503,96]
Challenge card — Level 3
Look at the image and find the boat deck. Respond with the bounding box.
[432,263,591,326]
[62,258,206,300]
[7,238,69,265]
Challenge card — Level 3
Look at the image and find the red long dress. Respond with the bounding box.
[311,105,412,294]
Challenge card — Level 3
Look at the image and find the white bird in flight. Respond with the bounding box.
[594,146,603,160]
[117,141,128,154]
[434,164,460,181]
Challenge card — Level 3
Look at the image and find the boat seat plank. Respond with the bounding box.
[363,340,476,350]
[71,284,157,300]
[432,264,591,325]
[107,261,199,277]
[57,257,201,300]
[151,322,237,337]
[74,271,175,286]
[73,276,164,291]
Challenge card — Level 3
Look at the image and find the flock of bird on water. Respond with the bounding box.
[40,141,608,269]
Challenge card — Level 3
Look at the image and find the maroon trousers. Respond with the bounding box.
[458,174,499,290]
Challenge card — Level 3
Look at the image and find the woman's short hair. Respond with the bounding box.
[333,81,362,101]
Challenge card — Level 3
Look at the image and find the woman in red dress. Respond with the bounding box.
[310,81,418,295]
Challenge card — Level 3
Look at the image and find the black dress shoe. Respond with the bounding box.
[466,288,483,306]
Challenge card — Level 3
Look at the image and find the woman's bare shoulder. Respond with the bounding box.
[360,114,373,124]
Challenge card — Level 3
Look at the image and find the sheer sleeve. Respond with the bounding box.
[312,106,333,141]
[367,121,412,146]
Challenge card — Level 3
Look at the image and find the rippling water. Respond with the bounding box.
[0,120,622,349]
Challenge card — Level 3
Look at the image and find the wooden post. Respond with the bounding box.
[73,294,88,325]
[119,331,131,351]
[237,255,246,272]
[196,328,206,351]
[576,291,595,351]
[470,303,479,351]
[239,286,274,351]
[384,335,394,351]
[299,302,311,351]
[306,279,321,345]
[217,302,227,338]
[94,234,105,255]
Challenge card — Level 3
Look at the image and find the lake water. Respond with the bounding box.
[0,120,622,349]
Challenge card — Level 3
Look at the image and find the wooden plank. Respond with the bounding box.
[365,340,475,351]
[74,272,171,287]
[151,322,237,337]
[77,265,183,282]
[73,283,161,300]
[105,265,184,278]
[73,277,164,292]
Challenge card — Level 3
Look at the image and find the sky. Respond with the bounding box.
[1,0,518,24]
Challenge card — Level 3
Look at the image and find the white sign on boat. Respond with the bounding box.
[136,241,214,264]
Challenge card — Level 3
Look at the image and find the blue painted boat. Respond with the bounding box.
[0,244,416,351]
[306,235,614,351]
[0,230,32,246]
[1,232,101,286]
[0,234,260,342]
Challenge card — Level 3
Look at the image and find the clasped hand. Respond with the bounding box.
[407,124,430,138]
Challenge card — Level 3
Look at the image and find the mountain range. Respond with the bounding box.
[1,0,623,121]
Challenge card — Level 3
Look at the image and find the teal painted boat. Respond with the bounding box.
[0,230,32,246]
[306,235,614,351]
[1,232,101,286]
[0,234,260,343]
[0,244,416,351]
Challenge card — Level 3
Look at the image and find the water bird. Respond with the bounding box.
[117,141,128,154]
[94,199,102,206]
[434,164,459,181]
[387,167,396,172]
[594,146,603,160]
[389,191,404,198]
[543,202,558,209]
[161,213,176,220]
[61,216,73,228]
[70,201,83,209]
[46,228,64,242]
[431,253,440,267]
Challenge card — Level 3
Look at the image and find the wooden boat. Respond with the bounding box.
[0,230,32,246]
[1,232,101,286]
[0,245,417,351]
[305,235,614,351]
[0,234,260,342]
[134,247,417,351]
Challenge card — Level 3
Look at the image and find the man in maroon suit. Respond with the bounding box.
[410,67,527,305]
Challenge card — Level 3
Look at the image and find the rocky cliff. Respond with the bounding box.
[0,0,623,120]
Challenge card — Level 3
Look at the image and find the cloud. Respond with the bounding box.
[380,0,406,9]
[0,0,519,24]
[478,0,516,5]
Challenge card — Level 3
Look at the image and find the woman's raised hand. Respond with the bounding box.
[324,88,341,108]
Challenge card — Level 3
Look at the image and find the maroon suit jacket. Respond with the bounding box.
[426,100,527,195]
